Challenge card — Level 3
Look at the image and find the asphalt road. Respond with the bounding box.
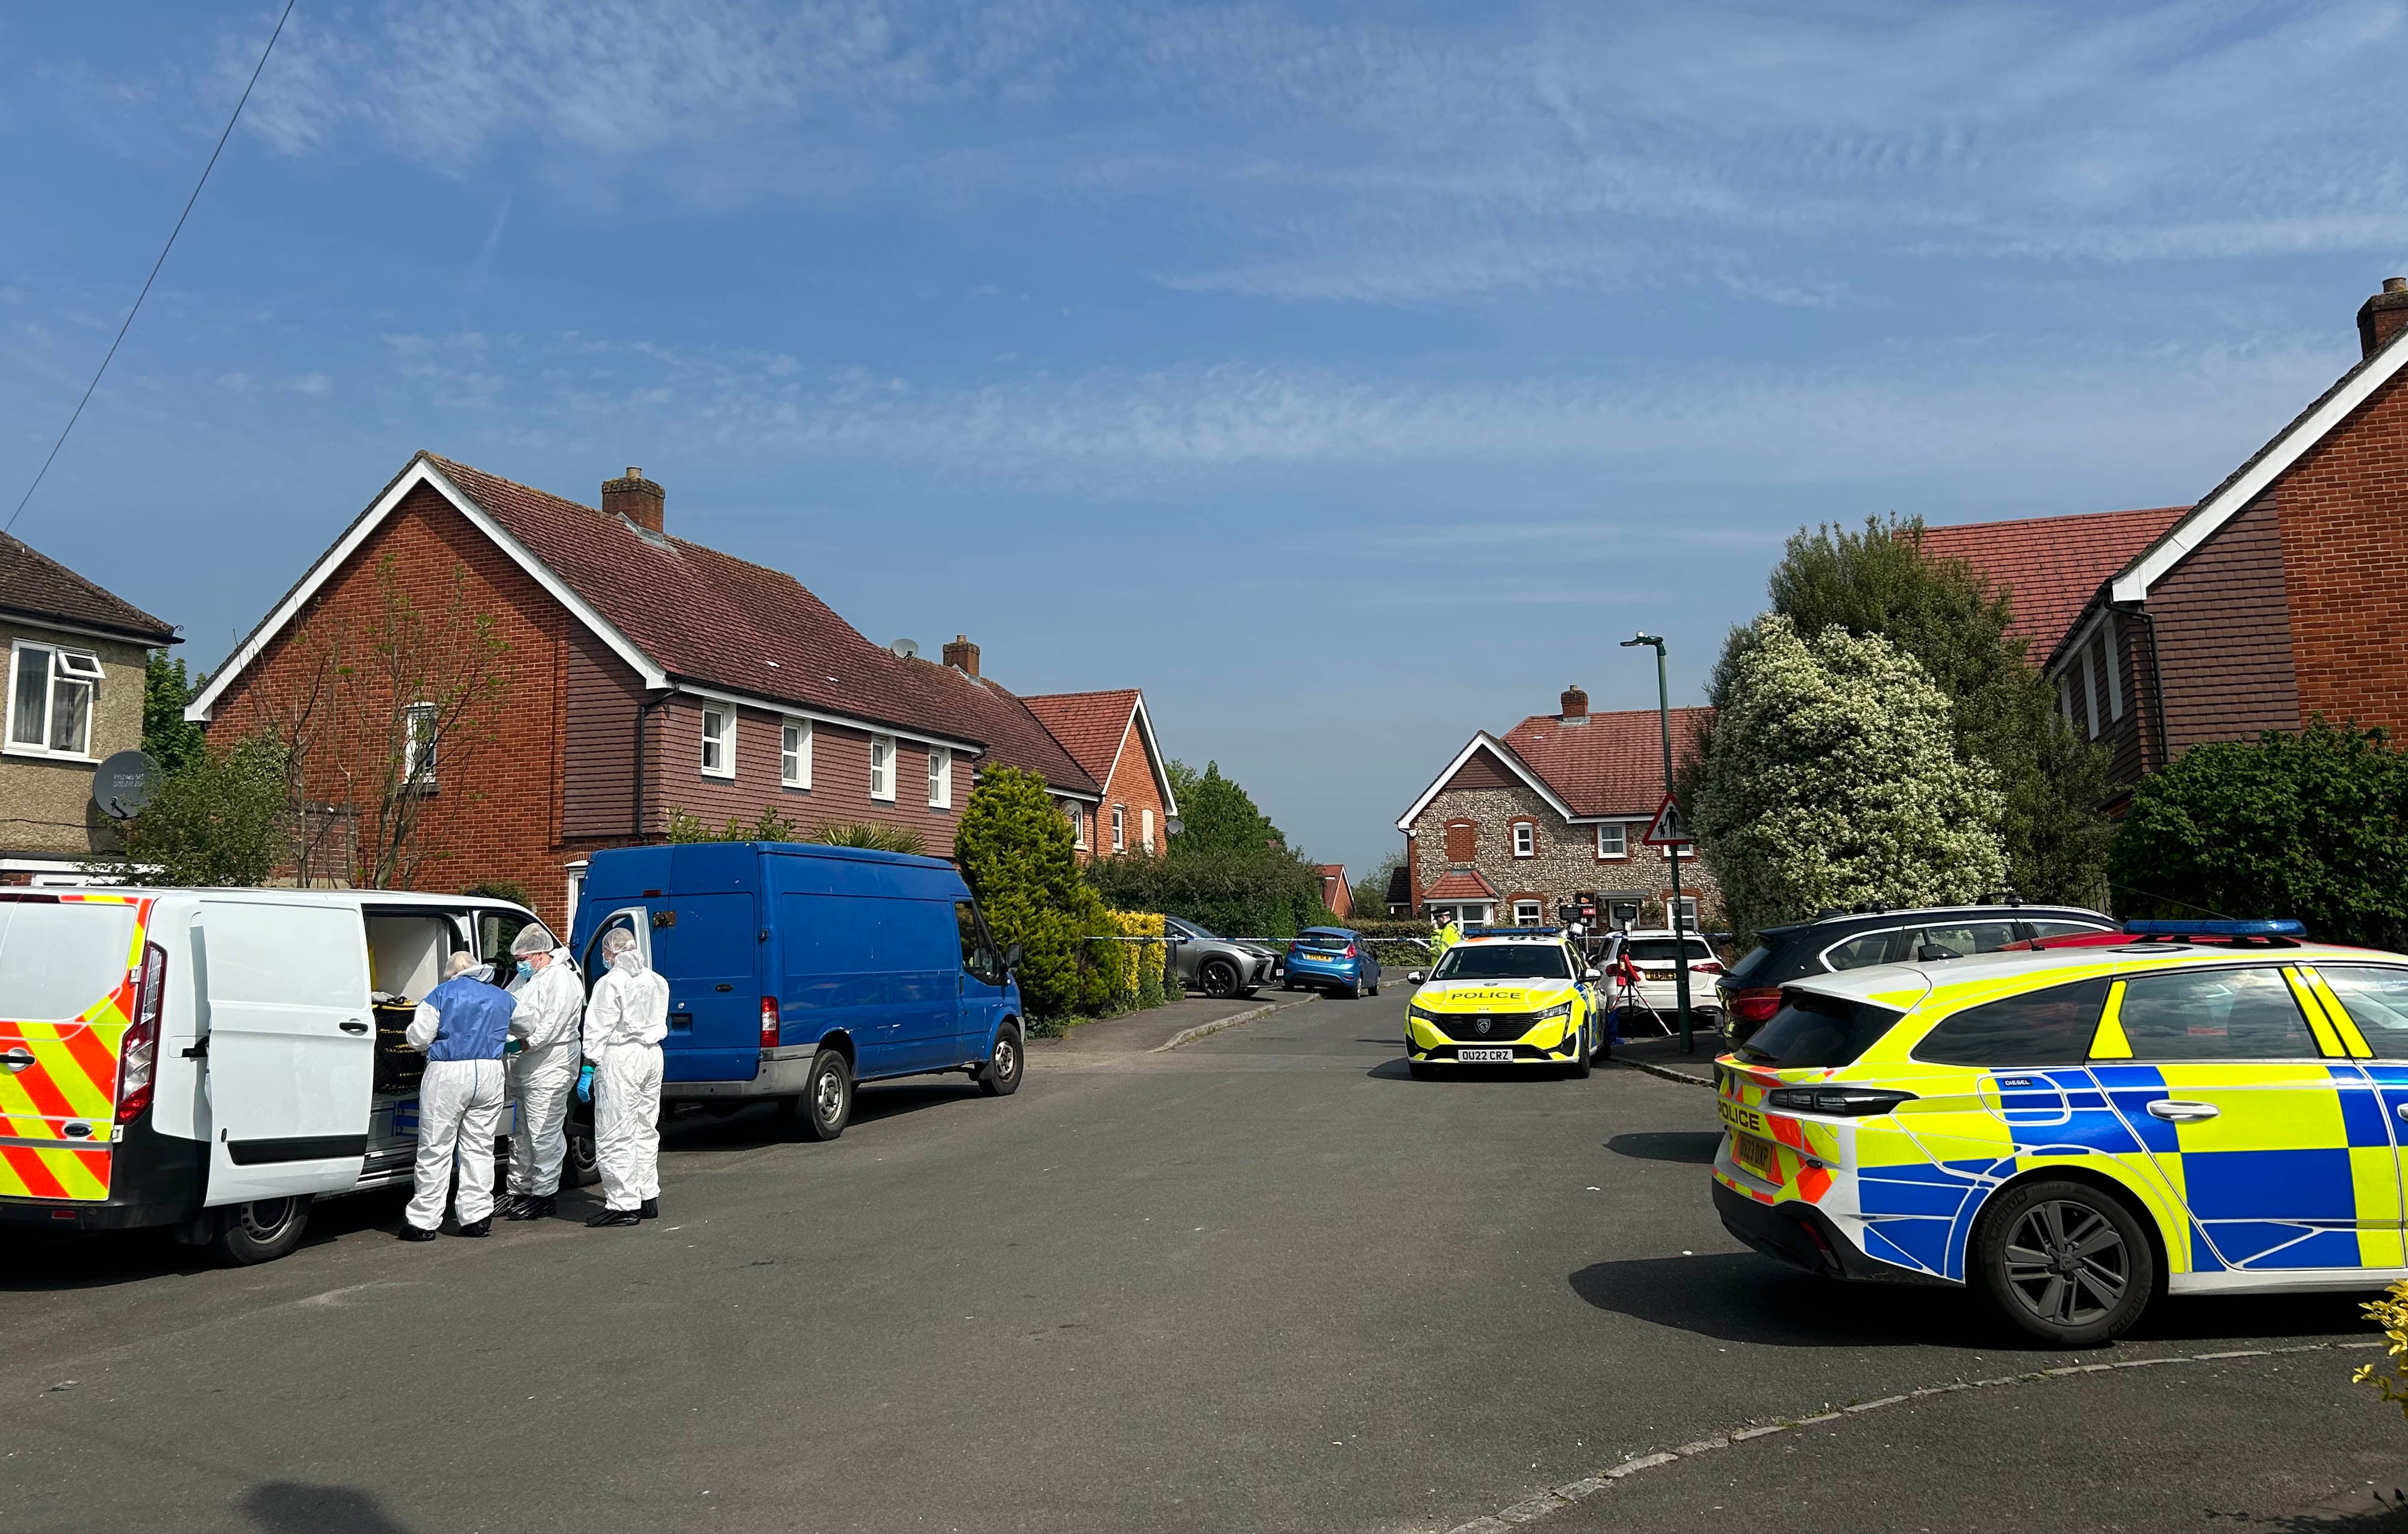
[3,992,2404,1533]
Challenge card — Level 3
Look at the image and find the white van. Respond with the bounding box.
[0,886,589,1263]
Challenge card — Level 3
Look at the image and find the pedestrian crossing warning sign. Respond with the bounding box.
[1640,793,1692,847]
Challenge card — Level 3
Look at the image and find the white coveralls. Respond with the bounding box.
[403,990,507,1232]
[506,951,586,1197]
[585,956,671,1213]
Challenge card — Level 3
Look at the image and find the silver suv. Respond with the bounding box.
[1165,916,1276,999]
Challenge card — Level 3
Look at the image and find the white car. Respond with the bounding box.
[1601,928,1724,1029]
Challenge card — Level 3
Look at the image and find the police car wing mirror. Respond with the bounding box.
[1583,967,1600,983]
[1405,970,1426,985]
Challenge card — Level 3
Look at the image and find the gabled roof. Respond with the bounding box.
[1383,863,1413,905]
[904,660,1097,798]
[184,452,1094,792]
[0,531,177,646]
[1501,707,1707,819]
[1914,506,2188,659]
[1022,688,1180,818]
[1421,868,1503,902]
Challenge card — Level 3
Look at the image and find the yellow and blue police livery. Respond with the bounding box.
[1404,928,1602,1080]
[1711,921,2408,1344]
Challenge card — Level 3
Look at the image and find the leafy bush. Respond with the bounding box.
[1087,845,1326,940]
[663,807,926,856]
[666,806,798,843]
[956,766,1110,1024]
[2110,719,2408,947]
[104,732,291,887]
[459,878,534,909]
[141,651,208,775]
[2354,1278,2408,1418]
[813,819,928,856]
[1087,910,1171,1015]
[1690,615,2008,942]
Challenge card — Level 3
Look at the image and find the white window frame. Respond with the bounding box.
[1668,895,1699,931]
[1141,807,1155,852]
[401,701,438,786]
[869,733,896,802]
[6,641,102,760]
[1111,804,1125,852]
[1063,799,1087,848]
[2101,620,2124,721]
[1512,822,1535,859]
[781,719,811,789]
[701,704,736,778]
[1513,899,1544,927]
[928,744,952,809]
[1595,822,1628,860]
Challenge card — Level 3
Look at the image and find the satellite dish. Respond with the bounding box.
[93,750,160,819]
[891,637,920,660]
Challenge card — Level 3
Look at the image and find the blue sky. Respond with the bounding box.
[6,2,2407,880]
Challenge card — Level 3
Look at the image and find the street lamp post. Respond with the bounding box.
[1620,632,1694,1053]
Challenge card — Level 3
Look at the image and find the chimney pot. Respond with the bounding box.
[1559,683,1590,722]
[601,468,665,535]
[2358,278,2408,358]
[942,635,981,677]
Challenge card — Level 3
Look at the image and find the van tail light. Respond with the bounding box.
[117,942,166,1125]
[759,996,780,1049]
[1728,987,1781,1026]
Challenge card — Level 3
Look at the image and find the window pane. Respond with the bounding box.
[2315,966,2408,1057]
[1905,922,2019,961]
[11,648,51,746]
[2028,919,2112,940]
[0,899,138,1022]
[1736,992,1906,1069]
[2117,967,2317,1061]
[1825,931,1894,970]
[1913,977,2109,1066]
[1598,825,1625,856]
[955,900,992,974]
[49,677,91,754]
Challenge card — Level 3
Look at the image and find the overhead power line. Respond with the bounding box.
[5,0,297,537]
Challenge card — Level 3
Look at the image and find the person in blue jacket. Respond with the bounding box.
[399,950,514,1241]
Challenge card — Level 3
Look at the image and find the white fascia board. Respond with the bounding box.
[1128,694,1179,818]
[0,613,176,650]
[184,456,666,722]
[1392,733,1577,831]
[2111,340,2408,603]
[670,682,984,758]
[1098,697,1136,803]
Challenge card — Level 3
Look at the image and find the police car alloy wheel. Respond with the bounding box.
[1973,1179,2153,1346]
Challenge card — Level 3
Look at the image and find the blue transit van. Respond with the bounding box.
[568,842,1025,1140]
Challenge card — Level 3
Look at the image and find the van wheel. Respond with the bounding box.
[562,1117,600,1189]
[1973,1179,2155,1347]
[977,1024,1023,1098]
[211,1196,311,1266]
[784,1052,852,1141]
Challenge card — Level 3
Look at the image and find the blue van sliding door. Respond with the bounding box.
[780,892,962,1078]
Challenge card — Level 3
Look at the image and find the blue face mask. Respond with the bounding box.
[517,960,533,978]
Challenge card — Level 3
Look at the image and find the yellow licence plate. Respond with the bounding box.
[1731,1132,1780,1179]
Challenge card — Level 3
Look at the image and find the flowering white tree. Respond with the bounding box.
[1693,615,2007,940]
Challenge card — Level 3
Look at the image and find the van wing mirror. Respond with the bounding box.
[1004,942,1024,970]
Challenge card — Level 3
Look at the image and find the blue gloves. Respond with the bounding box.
[577,1063,595,1104]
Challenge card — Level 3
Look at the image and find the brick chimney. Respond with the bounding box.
[1560,683,1589,724]
[601,467,665,534]
[943,635,980,677]
[2359,278,2408,359]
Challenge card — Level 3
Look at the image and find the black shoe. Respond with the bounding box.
[586,1208,641,1228]
[504,1194,555,1222]
[455,1217,492,1237]
[398,1225,438,1243]
[638,1198,658,1220]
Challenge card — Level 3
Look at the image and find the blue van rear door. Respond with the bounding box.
[653,892,760,1082]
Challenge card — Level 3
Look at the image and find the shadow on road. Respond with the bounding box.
[241,1482,415,1533]
[0,1188,410,1293]
[1365,1060,1581,1084]
[1606,1131,1722,1164]
[661,1081,986,1153]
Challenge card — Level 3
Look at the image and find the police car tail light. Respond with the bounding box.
[1766,1087,1916,1117]
[117,942,167,1125]
[759,996,780,1049]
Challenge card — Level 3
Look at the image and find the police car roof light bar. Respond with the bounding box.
[2121,919,2305,937]
[1461,927,1562,938]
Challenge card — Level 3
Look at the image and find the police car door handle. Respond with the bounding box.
[2147,1099,2220,1122]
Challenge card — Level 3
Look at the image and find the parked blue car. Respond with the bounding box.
[569,841,1025,1141]
[1282,925,1381,998]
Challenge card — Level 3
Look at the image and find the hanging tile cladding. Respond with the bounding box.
[2271,365,2408,736]
[655,698,960,852]
[2145,494,2301,756]
[563,622,648,840]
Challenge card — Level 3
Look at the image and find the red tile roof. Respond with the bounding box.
[425,455,1098,795]
[0,531,176,645]
[1912,506,2188,660]
[1021,690,1139,786]
[1500,707,1708,819]
[1421,867,1503,902]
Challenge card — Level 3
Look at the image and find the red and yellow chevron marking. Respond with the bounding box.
[0,895,150,1203]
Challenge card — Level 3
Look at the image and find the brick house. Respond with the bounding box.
[1394,686,1717,930]
[1019,688,1180,860]
[1,532,179,881]
[185,453,1136,930]
[1928,276,2408,798]
[1317,865,1351,921]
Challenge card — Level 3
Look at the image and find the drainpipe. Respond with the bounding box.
[2111,603,2168,775]
[633,688,671,842]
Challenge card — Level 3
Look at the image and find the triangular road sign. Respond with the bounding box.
[1640,793,1692,847]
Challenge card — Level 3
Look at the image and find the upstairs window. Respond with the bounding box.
[1062,800,1086,846]
[401,701,438,787]
[869,734,896,801]
[700,705,735,778]
[1112,805,1125,852]
[1596,822,1628,859]
[7,642,101,758]
[1511,821,1536,858]
[1141,807,1155,852]
[928,745,952,809]
[781,721,811,789]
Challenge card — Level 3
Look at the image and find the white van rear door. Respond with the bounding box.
[198,900,374,1205]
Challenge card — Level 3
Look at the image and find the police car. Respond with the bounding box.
[1403,928,1603,1080]
[1711,921,2408,1344]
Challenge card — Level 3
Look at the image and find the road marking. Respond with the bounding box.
[1609,1057,1716,1090]
[1439,1339,2384,1534]
[1152,995,1319,1052]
